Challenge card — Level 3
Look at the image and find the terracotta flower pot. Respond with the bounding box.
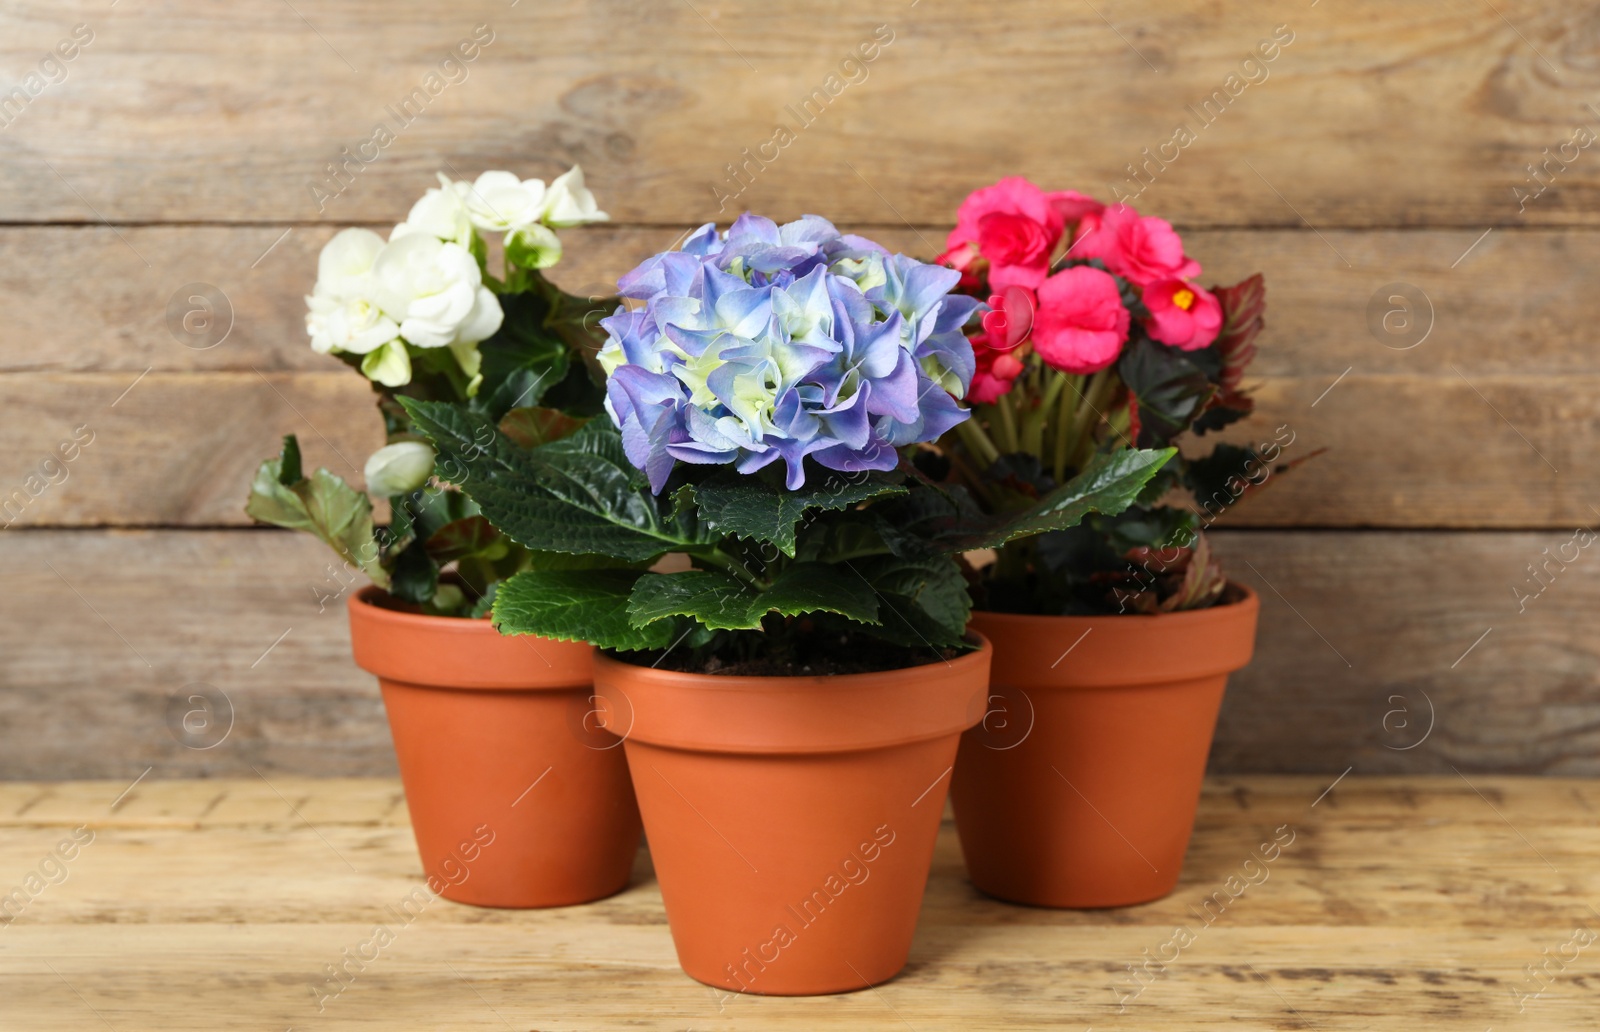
[592,639,991,996]
[347,587,642,908]
[951,588,1259,908]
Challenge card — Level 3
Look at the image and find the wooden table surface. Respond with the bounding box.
[1,775,1595,1030]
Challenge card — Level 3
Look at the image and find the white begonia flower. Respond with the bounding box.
[373,233,504,350]
[306,288,400,356]
[305,229,400,355]
[364,441,436,496]
[456,171,548,233]
[541,166,608,227]
[391,174,475,247]
[316,227,385,294]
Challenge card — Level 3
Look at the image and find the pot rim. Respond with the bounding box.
[968,584,1259,689]
[595,631,988,689]
[592,633,993,754]
[350,584,493,630]
[348,585,593,690]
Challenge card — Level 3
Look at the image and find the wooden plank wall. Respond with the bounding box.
[0,1,1593,777]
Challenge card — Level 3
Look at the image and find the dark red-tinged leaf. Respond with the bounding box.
[498,406,589,450]
[1157,534,1226,612]
[1192,275,1265,433]
[1211,274,1265,395]
[425,515,506,564]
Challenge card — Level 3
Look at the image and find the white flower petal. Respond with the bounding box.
[459,170,547,232]
[394,183,475,246]
[315,228,386,298]
[541,165,608,227]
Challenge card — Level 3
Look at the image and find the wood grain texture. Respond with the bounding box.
[0,775,1595,1029]
[1,0,1593,782]
[7,225,1594,375]
[3,2,1600,227]
[1,528,1595,779]
[0,224,1590,528]
[0,370,1581,528]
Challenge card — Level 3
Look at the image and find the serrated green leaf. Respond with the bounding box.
[627,562,882,633]
[757,562,879,625]
[628,571,760,631]
[845,555,970,648]
[938,447,1176,553]
[492,569,680,651]
[693,470,908,557]
[401,399,710,562]
[793,510,891,564]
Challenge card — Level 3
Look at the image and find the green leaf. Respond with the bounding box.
[628,571,760,631]
[474,292,569,422]
[390,484,472,548]
[793,511,891,564]
[693,469,908,557]
[627,562,882,633]
[524,550,640,572]
[278,434,302,485]
[401,399,710,562]
[389,539,439,605]
[492,569,680,651]
[1100,505,1199,553]
[938,447,1177,553]
[846,555,970,648]
[246,447,387,589]
[758,562,879,625]
[1118,335,1217,448]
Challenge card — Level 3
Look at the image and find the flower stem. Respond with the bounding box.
[1053,373,1082,484]
[996,393,1020,455]
[1022,368,1064,456]
[956,416,1002,469]
[1068,369,1120,469]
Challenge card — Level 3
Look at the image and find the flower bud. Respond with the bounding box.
[505,223,562,270]
[364,441,436,497]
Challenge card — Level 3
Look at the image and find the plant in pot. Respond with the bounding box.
[401,213,1175,993]
[244,168,644,908]
[934,177,1310,908]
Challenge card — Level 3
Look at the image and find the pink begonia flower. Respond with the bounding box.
[1046,190,1105,224]
[977,212,1054,289]
[1071,204,1200,286]
[946,177,1064,290]
[1032,265,1130,374]
[1143,280,1222,351]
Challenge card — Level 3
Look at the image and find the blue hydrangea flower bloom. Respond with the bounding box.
[598,214,979,492]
